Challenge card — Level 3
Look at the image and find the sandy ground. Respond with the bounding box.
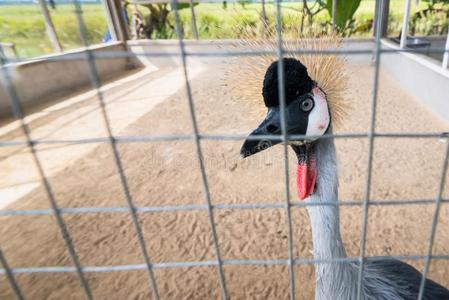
[0,57,449,300]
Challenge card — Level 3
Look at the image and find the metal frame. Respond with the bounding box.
[417,138,449,300]
[332,0,337,30]
[374,0,390,38]
[356,0,384,297]
[171,2,228,298]
[73,1,160,298]
[443,29,449,69]
[1,0,449,299]
[274,1,296,298]
[102,0,130,42]
[400,0,412,49]
[0,39,94,300]
[0,43,19,65]
[0,249,24,300]
[399,0,449,70]
[37,0,62,52]
[3,47,449,66]
[1,198,449,217]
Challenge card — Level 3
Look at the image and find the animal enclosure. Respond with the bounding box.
[1,0,449,300]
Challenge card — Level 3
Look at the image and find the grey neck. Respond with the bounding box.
[304,135,359,300]
[306,136,345,259]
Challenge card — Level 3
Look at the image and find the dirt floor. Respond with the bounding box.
[0,57,449,300]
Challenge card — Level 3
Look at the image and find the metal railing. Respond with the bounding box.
[1,0,449,299]
[0,43,19,65]
[400,0,449,70]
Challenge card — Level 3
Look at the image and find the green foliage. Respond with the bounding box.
[171,2,198,11]
[2,1,449,59]
[409,0,449,35]
[422,0,449,9]
[198,14,221,38]
[325,0,361,30]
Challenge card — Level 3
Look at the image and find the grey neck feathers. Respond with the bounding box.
[305,133,359,300]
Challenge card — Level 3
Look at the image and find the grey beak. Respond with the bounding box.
[240,108,282,158]
[240,94,314,158]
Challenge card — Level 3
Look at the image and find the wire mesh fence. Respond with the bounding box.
[0,0,449,299]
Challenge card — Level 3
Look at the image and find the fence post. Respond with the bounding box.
[37,0,62,52]
[332,0,337,31]
[0,44,5,65]
[261,0,267,24]
[103,0,129,42]
[189,0,199,40]
[443,28,449,69]
[102,0,118,41]
[11,44,19,60]
[400,0,412,48]
[374,0,390,37]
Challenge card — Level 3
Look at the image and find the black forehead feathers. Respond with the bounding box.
[262,58,314,108]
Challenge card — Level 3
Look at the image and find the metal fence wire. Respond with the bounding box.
[1,0,449,299]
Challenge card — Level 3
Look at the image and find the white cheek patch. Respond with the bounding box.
[306,87,330,140]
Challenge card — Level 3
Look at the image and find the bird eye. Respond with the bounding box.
[300,97,314,112]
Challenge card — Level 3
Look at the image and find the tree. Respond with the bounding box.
[300,0,327,34]
[129,2,196,39]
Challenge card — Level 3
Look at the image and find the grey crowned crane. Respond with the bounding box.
[239,57,449,300]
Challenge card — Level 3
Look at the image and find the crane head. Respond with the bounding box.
[240,58,331,158]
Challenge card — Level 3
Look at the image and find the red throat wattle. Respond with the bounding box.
[296,153,317,200]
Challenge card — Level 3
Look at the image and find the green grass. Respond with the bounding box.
[0,0,447,59]
[0,4,108,57]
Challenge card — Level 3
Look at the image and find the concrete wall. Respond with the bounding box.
[127,38,375,67]
[381,39,449,123]
[425,36,447,62]
[0,42,139,118]
[0,39,373,119]
[2,38,447,124]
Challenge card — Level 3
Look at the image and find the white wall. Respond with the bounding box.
[381,39,449,123]
[0,42,139,118]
